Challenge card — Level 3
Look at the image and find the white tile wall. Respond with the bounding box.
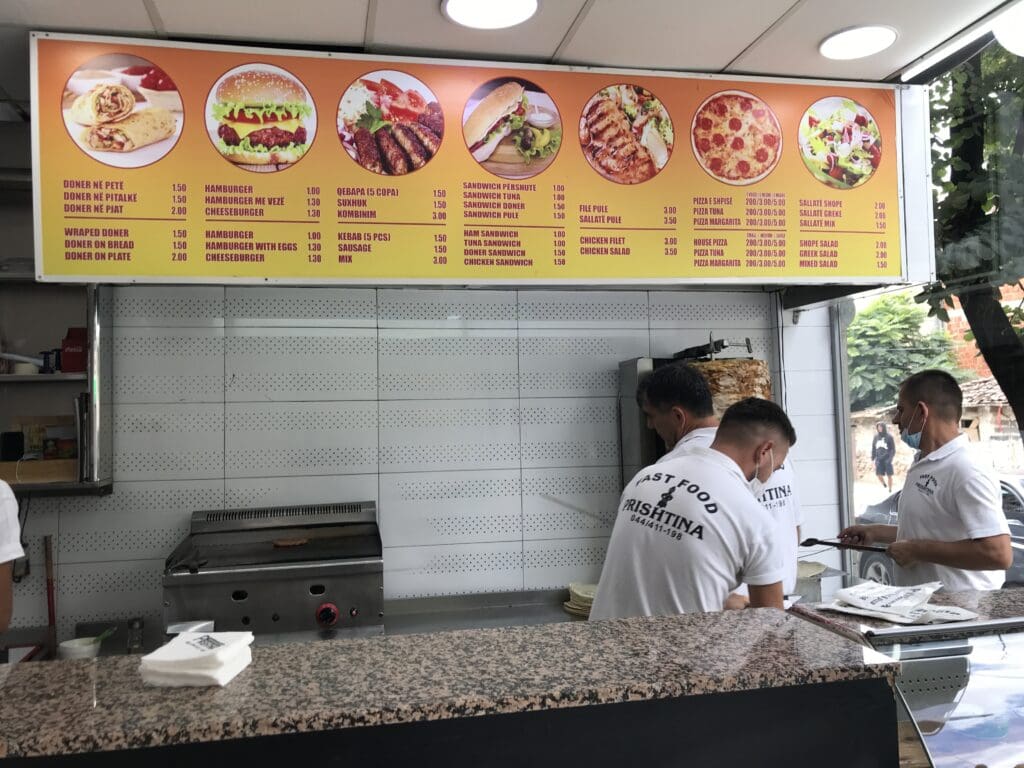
[11,286,847,635]
[379,330,518,400]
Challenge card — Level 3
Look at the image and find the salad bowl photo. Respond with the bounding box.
[798,97,881,190]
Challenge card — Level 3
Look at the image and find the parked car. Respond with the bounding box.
[855,476,1024,586]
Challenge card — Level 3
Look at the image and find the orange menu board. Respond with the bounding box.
[33,33,909,284]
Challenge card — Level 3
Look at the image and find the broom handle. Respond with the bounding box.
[44,535,56,658]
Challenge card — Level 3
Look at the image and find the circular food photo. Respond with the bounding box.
[579,83,673,185]
[691,90,781,186]
[798,97,881,189]
[62,53,183,169]
[338,70,443,176]
[463,77,562,180]
[206,64,316,173]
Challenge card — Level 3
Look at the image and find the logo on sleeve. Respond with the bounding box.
[914,473,938,497]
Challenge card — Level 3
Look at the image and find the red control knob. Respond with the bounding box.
[316,602,339,627]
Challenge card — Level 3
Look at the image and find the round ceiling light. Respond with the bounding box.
[442,0,538,29]
[819,26,898,60]
[993,2,1024,56]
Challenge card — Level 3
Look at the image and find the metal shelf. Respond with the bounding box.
[0,373,87,383]
[9,479,112,497]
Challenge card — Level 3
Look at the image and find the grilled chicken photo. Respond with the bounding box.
[581,97,656,184]
[579,84,673,185]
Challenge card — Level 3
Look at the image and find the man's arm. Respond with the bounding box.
[748,581,783,609]
[0,561,13,634]
[888,534,1012,571]
[839,524,898,545]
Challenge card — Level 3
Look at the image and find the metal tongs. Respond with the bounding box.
[800,537,888,553]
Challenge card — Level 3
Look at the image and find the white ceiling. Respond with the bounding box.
[0,0,1012,118]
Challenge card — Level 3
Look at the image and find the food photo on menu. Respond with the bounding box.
[578,83,672,184]
[462,77,561,180]
[798,96,881,189]
[691,90,782,185]
[62,54,182,168]
[206,64,316,173]
[337,70,443,176]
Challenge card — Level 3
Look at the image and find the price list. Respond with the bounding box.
[37,35,906,283]
[59,177,191,269]
[458,182,568,276]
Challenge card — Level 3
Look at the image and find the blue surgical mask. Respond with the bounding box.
[899,405,924,449]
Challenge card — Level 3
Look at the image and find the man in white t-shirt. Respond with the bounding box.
[0,480,26,633]
[590,398,796,619]
[636,362,720,464]
[638,363,803,607]
[840,370,1011,591]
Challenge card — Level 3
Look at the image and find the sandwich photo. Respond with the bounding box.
[579,83,673,184]
[209,66,316,170]
[462,78,561,179]
[81,108,176,152]
[337,70,443,176]
[61,55,184,168]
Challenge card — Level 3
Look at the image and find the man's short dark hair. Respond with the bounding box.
[717,397,797,447]
[900,369,963,420]
[636,362,714,417]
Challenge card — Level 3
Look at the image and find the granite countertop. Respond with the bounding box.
[0,608,897,759]
[791,587,1024,647]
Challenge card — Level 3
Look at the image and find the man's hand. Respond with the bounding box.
[887,540,918,567]
[839,524,897,546]
[724,592,749,610]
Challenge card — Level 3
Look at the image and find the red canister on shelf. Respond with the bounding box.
[61,327,88,373]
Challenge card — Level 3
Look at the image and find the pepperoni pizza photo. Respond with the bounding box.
[691,90,781,186]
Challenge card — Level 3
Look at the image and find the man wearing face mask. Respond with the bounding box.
[636,361,720,463]
[590,397,795,619]
[839,370,1011,591]
[637,362,803,610]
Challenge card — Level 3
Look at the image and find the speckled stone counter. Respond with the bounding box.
[0,609,899,766]
[791,587,1024,647]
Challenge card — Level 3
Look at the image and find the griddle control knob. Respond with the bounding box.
[316,602,339,627]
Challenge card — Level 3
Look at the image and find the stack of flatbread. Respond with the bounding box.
[71,84,175,153]
[563,582,597,618]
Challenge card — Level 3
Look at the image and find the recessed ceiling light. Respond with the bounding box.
[442,0,538,30]
[994,1,1024,56]
[819,26,898,60]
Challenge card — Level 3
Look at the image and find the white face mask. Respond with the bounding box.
[748,447,775,498]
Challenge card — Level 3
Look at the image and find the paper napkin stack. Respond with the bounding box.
[139,631,254,687]
[824,581,978,625]
[563,582,597,618]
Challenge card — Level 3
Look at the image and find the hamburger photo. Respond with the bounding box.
[462,79,561,178]
[210,67,315,168]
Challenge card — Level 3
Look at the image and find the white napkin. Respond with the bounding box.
[826,581,977,624]
[823,600,978,625]
[834,581,942,615]
[140,631,253,672]
[140,646,252,687]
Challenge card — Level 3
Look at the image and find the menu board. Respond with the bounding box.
[32,33,911,285]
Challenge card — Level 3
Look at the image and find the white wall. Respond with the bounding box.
[778,305,845,587]
[12,285,845,637]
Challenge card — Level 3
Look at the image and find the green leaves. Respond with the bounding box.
[846,294,963,411]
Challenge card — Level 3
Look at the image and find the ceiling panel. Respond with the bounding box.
[154,0,369,46]
[370,0,588,60]
[0,0,154,33]
[556,0,795,71]
[729,0,1006,80]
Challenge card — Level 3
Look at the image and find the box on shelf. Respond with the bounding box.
[0,458,78,484]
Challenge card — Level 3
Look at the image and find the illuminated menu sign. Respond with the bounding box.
[33,33,908,284]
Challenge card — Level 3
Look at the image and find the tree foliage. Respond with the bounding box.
[847,293,960,411]
[923,44,1024,431]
